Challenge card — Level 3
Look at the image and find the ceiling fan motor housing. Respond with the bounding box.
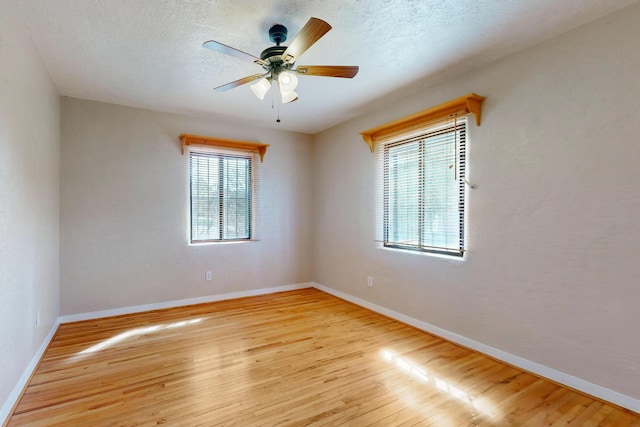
[260,46,287,65]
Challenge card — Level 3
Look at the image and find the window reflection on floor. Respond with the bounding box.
[77,318,204,355]
[380,348,499,420]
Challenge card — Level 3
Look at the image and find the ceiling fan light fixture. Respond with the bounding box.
[280,89,298,104]
[250,77,272,100]
[278,70,298,92]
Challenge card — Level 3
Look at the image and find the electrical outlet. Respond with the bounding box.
[205,271,212,281]
[367,276,373,287]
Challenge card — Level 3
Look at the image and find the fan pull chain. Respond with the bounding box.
[271,87,281,123]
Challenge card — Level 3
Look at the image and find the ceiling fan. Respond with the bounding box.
[203,17,359,104]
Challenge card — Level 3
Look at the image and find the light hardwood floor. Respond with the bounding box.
[7,288,640,426]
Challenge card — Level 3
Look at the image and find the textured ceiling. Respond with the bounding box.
[15,0,637,134]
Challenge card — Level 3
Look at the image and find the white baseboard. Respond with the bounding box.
[1,320,60,425]
[312,282,640,414]
[59,282,313,323]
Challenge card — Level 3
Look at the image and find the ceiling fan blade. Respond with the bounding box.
[214,73,267,92]
[296,65,359,78]
[282,17,332,64]
[203,40,267,66]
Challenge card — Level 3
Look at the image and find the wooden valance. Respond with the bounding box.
[180,134,270,162]
[360,93,485,152]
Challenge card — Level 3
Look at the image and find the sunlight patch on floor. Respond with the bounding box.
[380,348,499,420]
[78,318,204,355]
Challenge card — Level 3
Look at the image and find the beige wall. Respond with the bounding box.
[312,5,640,399]
[0,0,60,412]
[60,99,313,315]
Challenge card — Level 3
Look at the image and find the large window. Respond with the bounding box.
[381,117,467,257]
[189,150,255,243]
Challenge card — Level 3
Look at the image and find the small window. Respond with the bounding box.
[189,149,256,243]
[380,117,467,257]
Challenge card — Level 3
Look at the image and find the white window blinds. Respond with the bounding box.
[189,147,259,243]
[376,116,467,256]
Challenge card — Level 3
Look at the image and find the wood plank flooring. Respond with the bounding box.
[7,288,640,426]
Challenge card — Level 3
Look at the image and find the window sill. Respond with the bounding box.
[189,239,259,247]
[377,243,467,261]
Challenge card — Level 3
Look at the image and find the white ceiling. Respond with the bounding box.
[15,0,636,134]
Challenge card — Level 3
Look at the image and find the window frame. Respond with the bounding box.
[188,148,256,244]
[380,117,467,258]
